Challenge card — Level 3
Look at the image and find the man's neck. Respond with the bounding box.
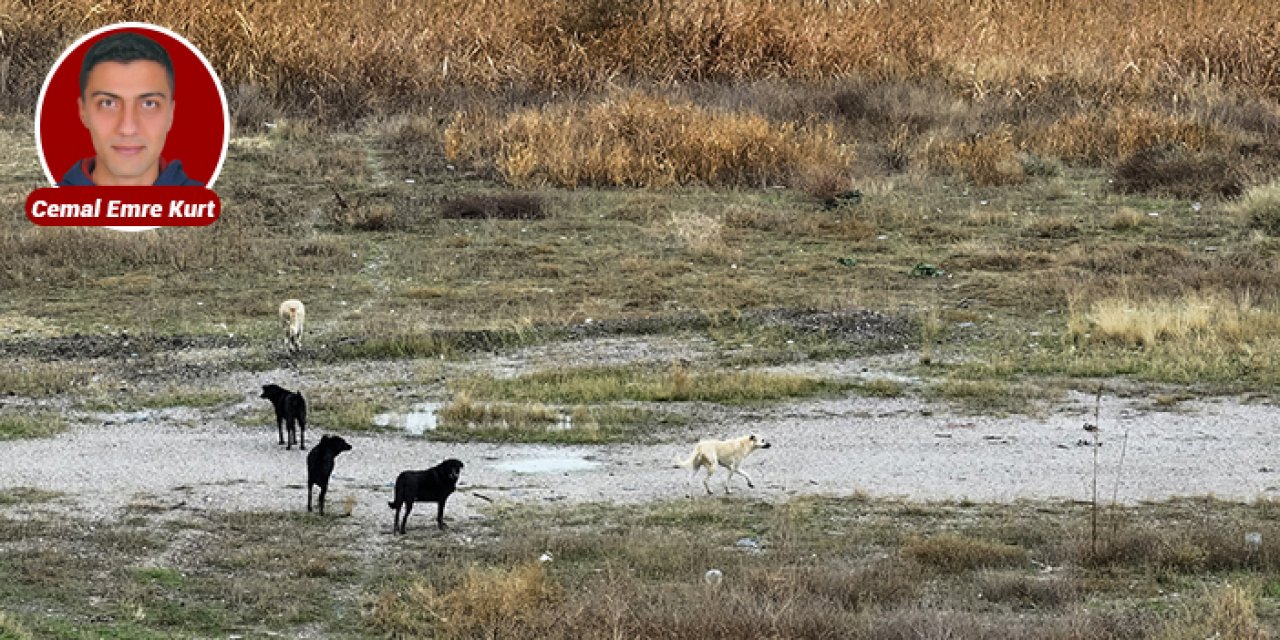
[90,159,160,186]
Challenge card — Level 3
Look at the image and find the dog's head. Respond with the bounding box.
[748,434,771,450]
[319,434,352,455]
[437,458,465,481]
[260,384,286,400]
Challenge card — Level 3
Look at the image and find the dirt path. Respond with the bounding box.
[4,386,1278,533]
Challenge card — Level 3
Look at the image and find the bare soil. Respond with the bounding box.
[4,336,1278,535]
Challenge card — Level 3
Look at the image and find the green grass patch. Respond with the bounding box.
[452,364,851,404]
[0,364,89,398]
[133,567,185,588]
[855,378,906,397]
[432,398,682,444]
[923,377,1056,415]
[83,389,241,412]
[0,487,62,505]
[901,533,1028,573]
[0,414,66,440]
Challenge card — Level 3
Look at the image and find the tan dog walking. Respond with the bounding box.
[675,434,772,495]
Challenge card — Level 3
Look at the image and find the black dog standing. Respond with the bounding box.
[307,434,352,515]
[260,384,307,450]
[389,459,465,534]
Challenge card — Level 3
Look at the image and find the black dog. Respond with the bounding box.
[388,459,465,534]
[307,434,352,515]
[260,384,307,450]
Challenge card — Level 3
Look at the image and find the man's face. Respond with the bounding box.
[78,60,174,186]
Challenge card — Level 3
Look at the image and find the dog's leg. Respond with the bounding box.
[703,465,716,495]
[400,502,414,533]
[317,482,327,515]
[436,498,449,530]
[307,482,314,512]
[392,504,402,534]
[286,418,296,450]
[732,465,756,490]
[277,417,286,445]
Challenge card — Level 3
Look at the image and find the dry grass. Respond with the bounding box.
[1029,106,1229,166]
[367,561,557,639]
[1158,583,1270,640]
[925,126,1026,186]
[438,393,559,429]
[1112,144,1244,199]
[1232,179,1280,234]
[901,533,1028,573]
[0,611,33,640]
[439,193,547,220]
[445,91,850,188]
[8,1,1280,111]
[1080,292,1280,348]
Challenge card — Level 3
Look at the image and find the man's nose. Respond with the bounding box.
[117,101,139,135]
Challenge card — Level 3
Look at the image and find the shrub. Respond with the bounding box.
[901,534,1028,573]
[1112,144,1244,199]
[440,193,547,220]
[1231,180,1280,234]
[924,126,1025,186]
[1030,107,1227,166]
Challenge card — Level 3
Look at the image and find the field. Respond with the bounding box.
[3,0,1280,637]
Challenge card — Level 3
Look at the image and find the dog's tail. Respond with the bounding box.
[388,499,401,510]
[674,452,698,469]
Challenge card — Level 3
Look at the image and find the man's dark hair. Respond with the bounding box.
[79,32,175,98]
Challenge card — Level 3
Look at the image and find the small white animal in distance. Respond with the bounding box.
[279,299,306,351]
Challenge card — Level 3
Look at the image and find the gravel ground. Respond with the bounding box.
[3,387,1278,532]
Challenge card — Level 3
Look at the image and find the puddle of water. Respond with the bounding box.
[376,404,580,435]
[494,456,601,474]
[373,402,440,435]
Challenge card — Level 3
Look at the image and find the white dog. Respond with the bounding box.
[675,434,771,495]
[279,299,305,351]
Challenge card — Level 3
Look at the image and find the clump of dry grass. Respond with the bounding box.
[924,126,1025,186]
[901,534,1028,573]
[1027,106,1229,166]
[444,91,850,188]
[0,611,33,640]
[1112,144,1244,199]
[366,561,557,638]
[1231,179,1280,234]
[1078,292,1279,348]
[1157,583,1269,640]
[331,202,404,231]
[974,571,1080,610]
[440,193,547,220]
[1106,207,1149,230]
[438,393,558,429]
[665,211,729,257]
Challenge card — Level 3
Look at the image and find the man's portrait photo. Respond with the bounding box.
[37,24,228,189]
[59,32,201,187]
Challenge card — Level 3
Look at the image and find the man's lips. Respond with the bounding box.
[111,145,145,156]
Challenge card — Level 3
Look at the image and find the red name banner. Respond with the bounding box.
[26,187,221,227]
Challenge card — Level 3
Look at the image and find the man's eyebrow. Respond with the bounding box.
[87,90,170,100]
